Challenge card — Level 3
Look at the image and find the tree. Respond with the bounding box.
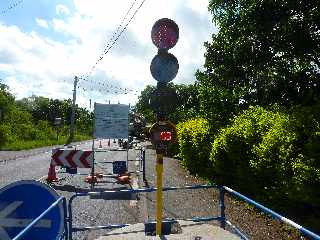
[197,0,320,126]
[0,83,15,120]
[135,83,200,124]
[135,85,156,123]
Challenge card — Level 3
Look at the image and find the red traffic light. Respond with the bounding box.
[160,131,172,141]
[151,18,179,50]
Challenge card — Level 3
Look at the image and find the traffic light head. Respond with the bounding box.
[151,18,179,50]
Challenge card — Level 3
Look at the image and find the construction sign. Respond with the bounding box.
[94,103,129,139]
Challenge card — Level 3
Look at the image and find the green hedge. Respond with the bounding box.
[210,105,320,209]
[177,118,213,178]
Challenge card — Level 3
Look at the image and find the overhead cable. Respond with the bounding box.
[80,0,147,84]
[1,0,23,15]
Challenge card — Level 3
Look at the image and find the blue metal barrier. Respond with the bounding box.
[142,148,146,181]
[67,184,320,240]
[223,186,320,240]
[67,185,220,240]
[13,184,320,240]
[13,196,68,240]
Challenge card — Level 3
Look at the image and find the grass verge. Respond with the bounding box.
[0,135,91,150]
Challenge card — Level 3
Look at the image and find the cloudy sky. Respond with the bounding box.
[0,0,216,108]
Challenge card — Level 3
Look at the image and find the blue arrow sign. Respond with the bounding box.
[0,180,64,240]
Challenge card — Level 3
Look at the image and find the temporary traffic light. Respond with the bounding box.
[150,18,179,115]
[150,18,179,84]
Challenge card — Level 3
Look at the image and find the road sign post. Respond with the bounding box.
[149,120,176,236]
[0,180,65,240]
[150,17,179,236]
[156,153,164,235]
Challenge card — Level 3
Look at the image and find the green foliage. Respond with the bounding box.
[135,85,156,123]
[198,0,320,126]
[0,85,92,149]
[177,118,213,178]
[210,105,320,209]
[135,83,200,124]
[0,124,9,146]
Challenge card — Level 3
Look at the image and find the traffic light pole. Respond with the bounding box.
[150,17,179,237]
[156,153,164,235]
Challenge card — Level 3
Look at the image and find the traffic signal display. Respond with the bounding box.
[150,18,179,116]
[160,131,172,141]
[149,121,176,154]
[151,18,179,50]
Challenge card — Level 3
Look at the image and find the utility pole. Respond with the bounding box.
[68,76,78,144]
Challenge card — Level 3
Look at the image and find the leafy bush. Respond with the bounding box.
[0,124,9,146]
[210,105,320,208]
[177,118,213,178]
[36,120,55,139]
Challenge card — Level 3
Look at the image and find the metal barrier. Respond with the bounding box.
[67,184,320,240]
[12,196,68,240]
[94,147,145,176]
[223,186,320,240]
[13,184,320,240]
[67,184,222,240]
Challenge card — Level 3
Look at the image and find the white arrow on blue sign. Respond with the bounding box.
[0,180,64,240]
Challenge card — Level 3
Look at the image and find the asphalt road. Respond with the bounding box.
[0,140,306,240]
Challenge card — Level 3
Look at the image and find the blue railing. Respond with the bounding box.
[67,184,320,240]
[223,186,320,240]
[14,184,320,240]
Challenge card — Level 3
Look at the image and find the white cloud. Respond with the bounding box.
[36,18,49,29]
[56,4,70,16]
[0,0,216,108]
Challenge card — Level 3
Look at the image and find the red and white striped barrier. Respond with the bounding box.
[51,149,93,168]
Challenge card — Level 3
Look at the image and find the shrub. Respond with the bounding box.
[210,105,320,208]
[177,118,213,178]
[0,124,10,146]
[36,120,55,139]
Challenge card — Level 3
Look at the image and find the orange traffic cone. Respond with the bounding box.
[46,164,59,182]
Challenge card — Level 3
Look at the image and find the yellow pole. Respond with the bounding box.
[156,153,163,235]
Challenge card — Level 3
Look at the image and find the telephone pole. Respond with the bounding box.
[68,76,78,144]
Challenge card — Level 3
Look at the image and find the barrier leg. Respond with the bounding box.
[143,149,146,182]
[219,187,226,229]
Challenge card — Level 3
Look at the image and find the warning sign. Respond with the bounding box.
[94,103,129,138]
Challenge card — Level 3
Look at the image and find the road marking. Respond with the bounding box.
[0,201,51,240]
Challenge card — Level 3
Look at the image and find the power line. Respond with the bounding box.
[80,0,139,82]
[1,0,23,15]
[80,0,147,95]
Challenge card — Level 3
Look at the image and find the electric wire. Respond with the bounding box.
[79,0,146,95]
[79,0,147,96]
[80,0,139,82]
[1,0,23,15]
